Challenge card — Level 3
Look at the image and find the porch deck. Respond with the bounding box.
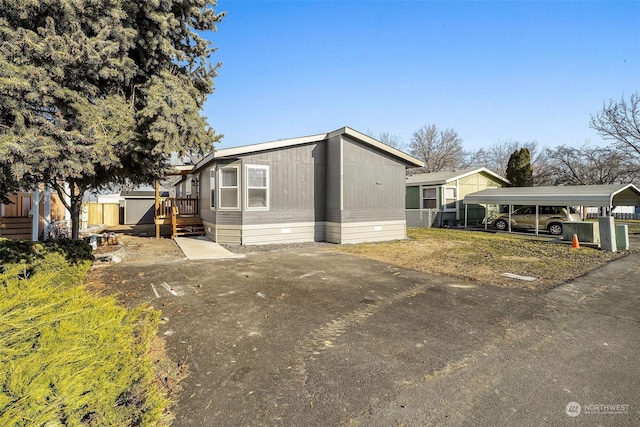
[0,217,33,240]
[155,197,204,239]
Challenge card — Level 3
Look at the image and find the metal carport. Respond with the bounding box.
[463,184,640,234]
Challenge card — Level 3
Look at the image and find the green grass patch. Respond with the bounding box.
[0,241,170,426]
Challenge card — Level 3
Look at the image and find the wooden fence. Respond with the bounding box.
[83,203,120,226]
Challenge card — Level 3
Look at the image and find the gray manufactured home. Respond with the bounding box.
[173,127,423,245]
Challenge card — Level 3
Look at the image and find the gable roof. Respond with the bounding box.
[191,126,423,172]
[463,184,640,207]
[405,167,509,186]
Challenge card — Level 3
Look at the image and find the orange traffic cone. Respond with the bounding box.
[571,234,580,249]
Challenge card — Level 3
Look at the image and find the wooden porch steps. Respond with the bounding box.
[174,216,205,238]
[154,196,203,239]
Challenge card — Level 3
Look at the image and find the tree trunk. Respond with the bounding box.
[50,181,84,240]
[70,199,81,240]
[70,183,82,240]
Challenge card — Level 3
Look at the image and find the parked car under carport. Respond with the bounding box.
[493,205,581,235]
[462,184,640,236]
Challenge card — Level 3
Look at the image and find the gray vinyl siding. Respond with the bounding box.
[240,143,326,225]
[200,208,216,224]
[325,134,342,223]
[199,167,216,224]
[187,129,416,245]
[341,136,407,223]
[215,210,242,226]
[243,210,316,225]
[199,168,213,211]
[340,209,406,222]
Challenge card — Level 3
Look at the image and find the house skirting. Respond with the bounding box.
[203,220,406,245]
[325,220,406,244]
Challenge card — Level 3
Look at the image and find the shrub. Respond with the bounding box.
[0,251,169,426]
[0,238,94,266]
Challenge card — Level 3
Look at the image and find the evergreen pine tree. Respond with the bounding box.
[506,148,534,187]
[0,0,225,238]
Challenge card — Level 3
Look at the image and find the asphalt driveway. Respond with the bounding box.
[91,238,640,426]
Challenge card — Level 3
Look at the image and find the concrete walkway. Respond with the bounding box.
[173,236,245,260]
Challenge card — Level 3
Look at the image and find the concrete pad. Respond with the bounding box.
[173,236,245,260]
[501,272,537,281]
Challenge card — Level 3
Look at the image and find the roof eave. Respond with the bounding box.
[193,133,329,172]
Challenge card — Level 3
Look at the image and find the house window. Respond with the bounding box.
[422,188,437,209]
[219,166,239,209]
[214,168,216,209]
[443,187,457,211]
[246,165,269,210]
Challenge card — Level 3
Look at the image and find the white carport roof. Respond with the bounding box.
[463,184,640,207]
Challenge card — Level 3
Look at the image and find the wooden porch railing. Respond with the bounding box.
[155,197,200,238]
[155,197,199,219]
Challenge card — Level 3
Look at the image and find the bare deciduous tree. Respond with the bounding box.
[544,142,639,185]
[466,139,552,185]
[590,92,640,159]
[378,132,404,150]
[365,130,405,150]
[408,124,466,173]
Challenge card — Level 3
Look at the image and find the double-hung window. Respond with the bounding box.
[246,165,269,210]
[422,188,437,209]
[219,166,239,209]
[443,187,457,211]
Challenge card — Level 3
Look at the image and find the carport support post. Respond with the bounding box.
[535,205,539,236]
[464,204,468,229]
[485,204,488,230]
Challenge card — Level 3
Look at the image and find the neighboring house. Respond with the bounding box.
[170,127,423,245]
[96,193,122,204]
[586,205,639,219]
[405,167,509,228]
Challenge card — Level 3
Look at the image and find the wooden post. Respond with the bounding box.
[155,180,160,239]
[171,206,178,239]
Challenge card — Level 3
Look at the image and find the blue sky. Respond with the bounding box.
[203,0,640,152]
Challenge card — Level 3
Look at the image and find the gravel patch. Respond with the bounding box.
[221,241,336,254]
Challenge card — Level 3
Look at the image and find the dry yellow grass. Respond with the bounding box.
[336,228,629,291]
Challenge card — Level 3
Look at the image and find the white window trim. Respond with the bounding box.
[442,186,457,212]
[209,167,216,210]
[245,164,269,211]
[218,166,240,210]
[421,186,438,210]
